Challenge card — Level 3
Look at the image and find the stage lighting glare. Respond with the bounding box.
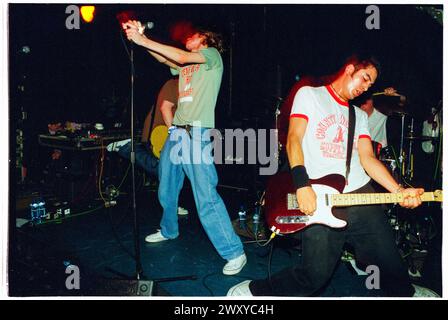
[80,6,95,23]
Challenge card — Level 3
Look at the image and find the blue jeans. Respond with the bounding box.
[158,127,244,261]
[117,142,159,178]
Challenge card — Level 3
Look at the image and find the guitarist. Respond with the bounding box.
[228,55,437,297]
[141,77,179,151]
[107,77,189,216]
[107,77,178,174]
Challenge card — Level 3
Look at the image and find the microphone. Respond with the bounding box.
[138,21,154,33]
[19,46,30,54]
[143,21,154,30]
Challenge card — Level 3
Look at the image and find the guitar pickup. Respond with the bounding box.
[287,193,299,209]
[275,215,309,224]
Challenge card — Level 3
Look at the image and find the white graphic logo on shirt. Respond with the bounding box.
[316,114,348,159]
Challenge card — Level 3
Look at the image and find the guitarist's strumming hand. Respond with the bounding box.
[397,187,424,209]
[296,186,317,215]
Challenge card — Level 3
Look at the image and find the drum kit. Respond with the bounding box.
[379,106,442,273]
[379,107,441,184]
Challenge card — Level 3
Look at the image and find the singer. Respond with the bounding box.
[122,20,247,275]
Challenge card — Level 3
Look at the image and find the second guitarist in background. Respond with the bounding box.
[228,55,438,297]
[107,77,189,215]
[107,77,179,175]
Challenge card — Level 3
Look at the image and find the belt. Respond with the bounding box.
[175,124,193,137]
[174,125,213,138]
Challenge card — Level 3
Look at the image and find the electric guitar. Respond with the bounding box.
[149,125,169,159]
[265,171,443,235]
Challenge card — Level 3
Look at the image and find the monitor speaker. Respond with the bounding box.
[86,279,155,296]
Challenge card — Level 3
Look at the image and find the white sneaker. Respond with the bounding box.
[177,207,189,215]
[227,280,253,296]
[106,139,131,152]
[145,230,169,243]
[223,253,247,275]
[412,284,440,297]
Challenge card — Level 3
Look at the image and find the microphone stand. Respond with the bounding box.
[101,34,196,296]
[431,101,443,191]
[102,43,150,295]
[405,118,414,180]
[130,43,144,280]
[398,112,406,181]
[274,97,282,160]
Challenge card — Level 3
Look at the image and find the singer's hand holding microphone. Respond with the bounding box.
[122,20,147,46]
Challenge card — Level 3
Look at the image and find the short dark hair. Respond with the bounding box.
[344,54,381,77]
[197,29,224,53]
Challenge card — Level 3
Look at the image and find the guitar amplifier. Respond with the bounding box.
[213,128,276,192]
[213,130,258,192]
[38,129,142,151]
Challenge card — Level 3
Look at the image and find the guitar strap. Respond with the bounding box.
[345,103,356,184]
[142,103,158,154]
[148,103,157,137]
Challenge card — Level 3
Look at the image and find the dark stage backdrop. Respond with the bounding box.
[9,4,442,181]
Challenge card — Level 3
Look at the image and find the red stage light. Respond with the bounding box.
[80,6,95,23]
[169,21,197,45]
[116,10,137,26]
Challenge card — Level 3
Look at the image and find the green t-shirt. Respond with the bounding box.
[171,47,223,128]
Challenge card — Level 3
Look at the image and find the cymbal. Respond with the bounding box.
[404,135,439,141]
[391,109,409,115]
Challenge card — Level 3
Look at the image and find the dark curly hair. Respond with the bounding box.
[197,29,225,54]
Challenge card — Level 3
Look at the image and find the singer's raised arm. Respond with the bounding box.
[146,50,181,70]
[123,20,206,66]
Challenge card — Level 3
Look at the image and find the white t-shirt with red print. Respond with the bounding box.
[290,85,372,193]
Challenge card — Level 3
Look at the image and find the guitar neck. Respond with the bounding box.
[330,192,437,207]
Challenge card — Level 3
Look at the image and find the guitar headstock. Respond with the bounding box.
[434,190,443,202]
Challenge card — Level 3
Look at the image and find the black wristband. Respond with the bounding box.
[291,165,310,190]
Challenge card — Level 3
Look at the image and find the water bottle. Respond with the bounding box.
[30,202,39,223]
[37,200,46,223]
[252,206,260,235]
[238,206,246,230]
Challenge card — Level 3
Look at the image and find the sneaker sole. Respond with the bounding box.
[223,259,247,275]
[144,237,169,243]
[227,280,252,296]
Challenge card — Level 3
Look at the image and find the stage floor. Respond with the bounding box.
[9,184,442,297]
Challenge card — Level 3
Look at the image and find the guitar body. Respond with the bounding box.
[149,125,169,159]
[265,171,347,234]
[265,171,442,235]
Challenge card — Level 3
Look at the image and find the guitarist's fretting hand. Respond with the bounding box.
[296,186,317,215]
[399,187,424,209]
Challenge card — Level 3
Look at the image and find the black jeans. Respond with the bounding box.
[250,182,414,297]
